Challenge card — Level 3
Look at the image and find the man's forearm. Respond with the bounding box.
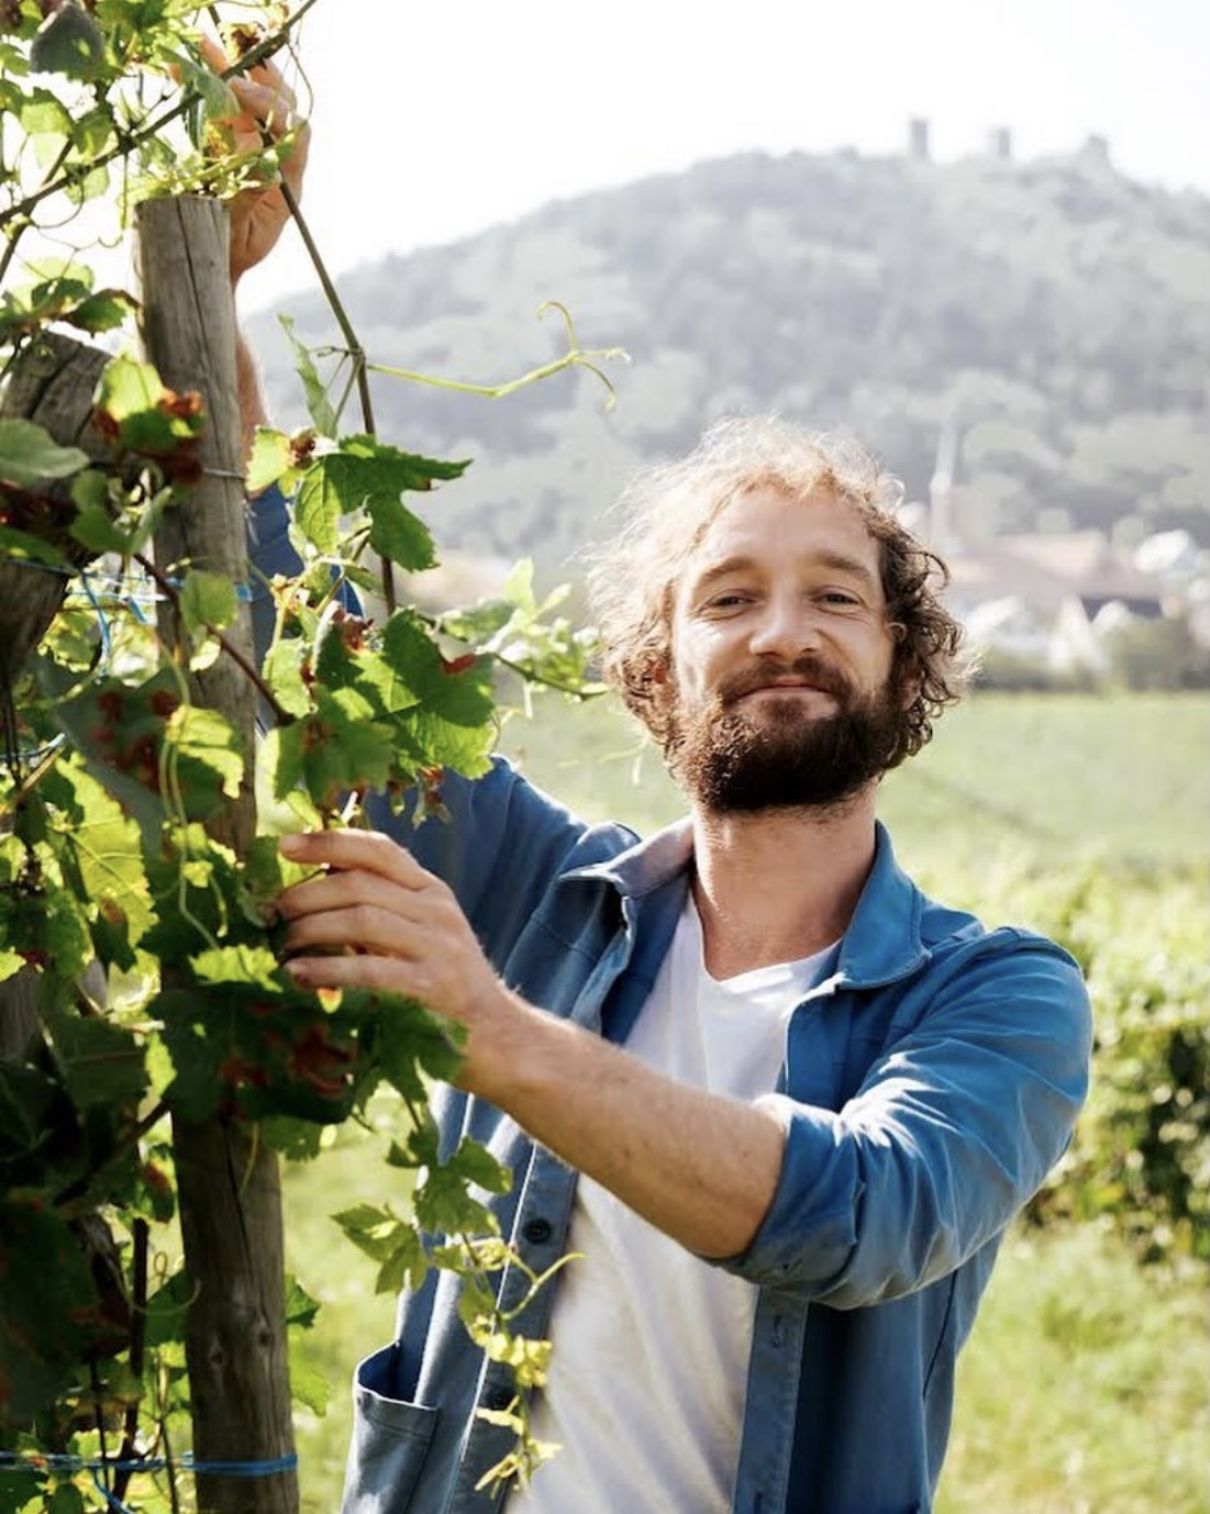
[474,995,787,1260]
[235,326,268,469]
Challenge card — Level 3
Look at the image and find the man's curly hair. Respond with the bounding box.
[586,417,971,770]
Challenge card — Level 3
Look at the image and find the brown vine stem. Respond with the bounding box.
[111,1216,150,1505]
[274,175,398,613]
[0,0,326,234]
[218,12,396,613]
[0,739,64,823]
[132,551,295,726]
[0,136,73,288]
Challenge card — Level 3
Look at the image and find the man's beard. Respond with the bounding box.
[665,655,906,814]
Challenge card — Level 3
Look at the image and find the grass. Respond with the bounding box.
[281,690,1208,1512]
[500,689,1210,873]
[937,1226,1208,1514]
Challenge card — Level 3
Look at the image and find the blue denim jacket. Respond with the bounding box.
[248,490,1092,1514]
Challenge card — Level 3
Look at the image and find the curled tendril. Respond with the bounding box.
[325,298,630,412]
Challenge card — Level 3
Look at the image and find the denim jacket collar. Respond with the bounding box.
[559,817,929,991]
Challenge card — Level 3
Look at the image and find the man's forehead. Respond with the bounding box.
[686,484,880,577]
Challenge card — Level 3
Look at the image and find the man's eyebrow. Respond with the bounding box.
[689,549,881,594]
[812,549,881,591]
[690,555,758,593]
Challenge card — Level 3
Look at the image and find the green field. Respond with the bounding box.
[285,691,1209,1513]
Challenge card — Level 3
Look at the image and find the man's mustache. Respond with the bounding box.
[718,657,854,707]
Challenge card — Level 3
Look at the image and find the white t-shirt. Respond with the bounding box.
[509,896,839,1514]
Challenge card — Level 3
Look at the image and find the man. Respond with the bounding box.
[226,61,1091,1514]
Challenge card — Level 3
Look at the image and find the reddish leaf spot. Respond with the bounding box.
[440,653,477,677]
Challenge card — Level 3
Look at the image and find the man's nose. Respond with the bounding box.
[747,597,823,660]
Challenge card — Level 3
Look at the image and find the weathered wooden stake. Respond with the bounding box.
[0,332,111,1096]
[135,195,297,1514]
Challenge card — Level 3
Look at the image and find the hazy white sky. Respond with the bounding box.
[232,0,1210,310]
[10,1,1208,309]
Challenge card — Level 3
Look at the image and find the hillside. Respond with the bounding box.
[247,145,1210,573]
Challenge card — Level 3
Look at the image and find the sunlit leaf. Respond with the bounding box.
[0,418,89,487]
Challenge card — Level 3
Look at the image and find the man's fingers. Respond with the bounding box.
[197,34,230,73]
[277,869,426,924]
[227,75,298,136]
[283,905,427,960]
[283,952,429,999]
[278,830,435,892]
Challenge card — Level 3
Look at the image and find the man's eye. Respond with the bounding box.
[706,593,750,610]
[818,591,862,609]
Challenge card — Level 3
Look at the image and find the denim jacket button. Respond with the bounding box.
[522,1217,553,1245]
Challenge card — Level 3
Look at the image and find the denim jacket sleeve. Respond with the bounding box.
[369,757,592,967]
[246,484,593,962]
[718,929,1093,1308]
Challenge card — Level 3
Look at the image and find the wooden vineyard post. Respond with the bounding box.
[135,196,297,1514]
[0,333,111,1092]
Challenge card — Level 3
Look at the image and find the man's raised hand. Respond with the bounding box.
[274,829,522,1099]
[199,35,310,287]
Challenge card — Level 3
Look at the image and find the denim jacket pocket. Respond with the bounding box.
[341,1344,440,1514]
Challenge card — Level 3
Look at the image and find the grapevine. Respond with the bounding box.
[0,4,620,1508]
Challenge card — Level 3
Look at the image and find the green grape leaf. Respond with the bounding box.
[0,1192,101,1423]
[0,523,68,566]
[293,459,341,554]
[0,417,89,487]
[93,354,204,458]
[380,613,495,726]
[260,1115,325,1161]
[180,571,238,634]
[293,435,464,568]
[42,880,93,981]
[373,1224,428,1296]
[288,1346,330,1417]
[179,568,237,638]
[274,688,394,808]
[94,353,163,422]
[280,315,337,437]
[331,1204,428,1295]
[374,993,463,1104]
[447,1138,512,1196]
[189,944,282,990]
[374,612,497,777]
[69,502,128,554]
[0,1062,68,1167]
[247,427,291,494]
[367,494,437,574]
[41,758,154,962]
[245,424,314,498]
[284,1274,321,1331]
[167,703,244,810]
[170,45,238,121]
[414,1162,496,1241]
[28,2,107,81]
[38,1000,147,1110]
[64,287,135,334]
[262,638,313,718]
[18,91,71,141]
[340,433,469,487]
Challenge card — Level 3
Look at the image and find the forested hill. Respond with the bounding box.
[249,145,1210,571]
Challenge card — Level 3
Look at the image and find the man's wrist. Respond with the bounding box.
[456,986,557,1107]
